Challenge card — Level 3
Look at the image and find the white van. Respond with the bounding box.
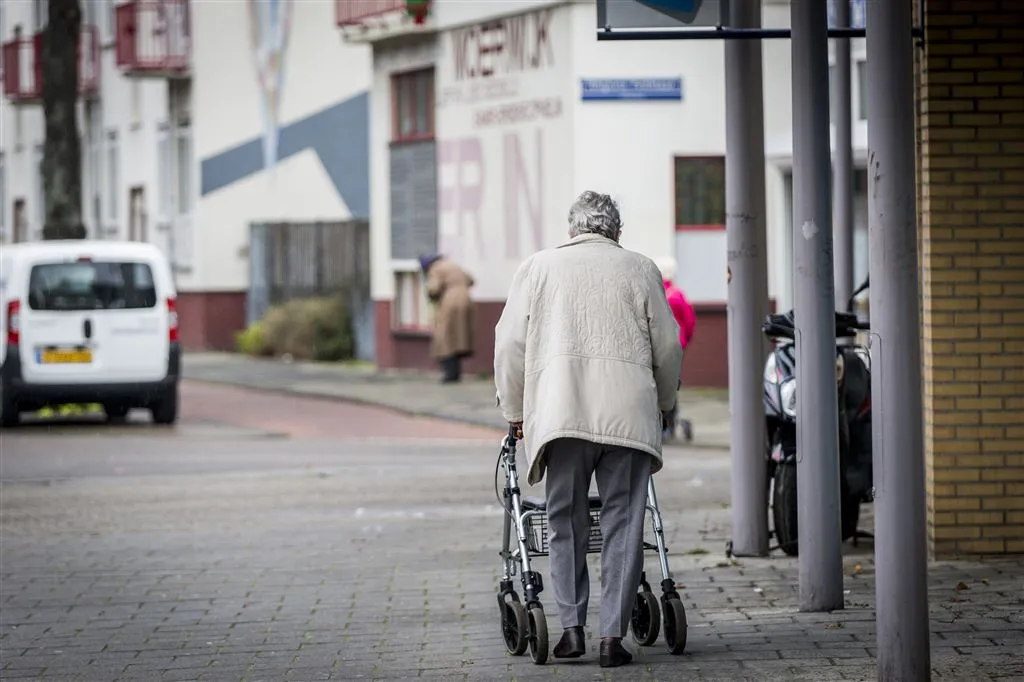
[0,240,180,427]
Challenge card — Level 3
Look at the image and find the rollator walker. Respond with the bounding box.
[494,424,687,664]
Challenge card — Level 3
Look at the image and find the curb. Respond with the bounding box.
[184,376,732,450]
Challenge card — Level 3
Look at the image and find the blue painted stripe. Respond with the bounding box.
[200,92,370,219]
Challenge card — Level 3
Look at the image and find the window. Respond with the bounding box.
[393,269,434,330]
[106,130,119,228]
[28,262,157,311]
[82,0,96,27]
[157,124,172,221]
[175,122,193,215]
[106,0,117,41]
[0,154,6,241]
[392,69,434,142]
[34,0,48,31]
[33,146,45,235]
[856,60,867,121]
[85,103,103,237]
[674,157,726,227]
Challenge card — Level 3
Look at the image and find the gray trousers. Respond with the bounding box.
[544,438,651,638]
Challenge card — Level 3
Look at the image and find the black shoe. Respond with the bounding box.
[553,626,585,659]
[599,638,633,668]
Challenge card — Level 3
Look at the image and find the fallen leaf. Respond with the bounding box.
[852,564,862,575]
[955,581,970,592]
[825,622,844,629]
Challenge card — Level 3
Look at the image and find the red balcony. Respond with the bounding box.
[115,0,191,77]
[2,26,100,105]
[336,0,432,27]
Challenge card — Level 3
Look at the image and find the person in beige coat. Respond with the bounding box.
[494,190,683,668]
[420,254,475,383]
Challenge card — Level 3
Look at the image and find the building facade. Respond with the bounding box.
[1,0,372,353]
[350,0,872,388]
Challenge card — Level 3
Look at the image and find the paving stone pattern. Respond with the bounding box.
[2,465,1022,682]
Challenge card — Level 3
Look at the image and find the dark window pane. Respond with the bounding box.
[674,157,726,225]
[28,262,157,311]
[415,73,430,134]
[856,60,867,121]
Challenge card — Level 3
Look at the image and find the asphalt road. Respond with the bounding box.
[1,382,1020,682]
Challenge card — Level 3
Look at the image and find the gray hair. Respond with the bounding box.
[568,190,622,242]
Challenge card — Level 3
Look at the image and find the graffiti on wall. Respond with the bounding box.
[436,7,570,298]
[247,0,294,176]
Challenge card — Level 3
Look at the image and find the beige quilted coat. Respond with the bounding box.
[494,234,683,485]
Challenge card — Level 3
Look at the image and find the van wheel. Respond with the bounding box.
[104,403,130,422]
[0,382,18,429]
[151,386,179,426]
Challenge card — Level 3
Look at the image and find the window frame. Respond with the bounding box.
[391,68,435,144]
[106,129,120,229]
[391,261,434,333]
[0,153,6,241]
[855,59,867,121]
[673,156,727,231]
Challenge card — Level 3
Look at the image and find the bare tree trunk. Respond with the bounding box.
[41,0,86,240]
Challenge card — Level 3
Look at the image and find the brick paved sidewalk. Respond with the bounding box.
[182,352,733,449]
[3,440,1023,681]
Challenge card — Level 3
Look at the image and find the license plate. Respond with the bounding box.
[38,348,93,364]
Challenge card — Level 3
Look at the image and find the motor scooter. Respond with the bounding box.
[761,278,873,556]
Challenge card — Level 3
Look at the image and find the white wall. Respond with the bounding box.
[0,0,169,253]
[570,2,727,300]
[191,0,371,293]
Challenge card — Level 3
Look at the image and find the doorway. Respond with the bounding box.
[128,186,147,242]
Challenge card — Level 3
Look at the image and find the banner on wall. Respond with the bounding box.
[435,6,573,300]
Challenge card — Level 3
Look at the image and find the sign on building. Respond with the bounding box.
[580,78,683,101]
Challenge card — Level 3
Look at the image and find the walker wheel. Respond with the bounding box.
[527,603,549,664]
[501,598,528,656]
[662,596,688,655]
[630,591,661,646]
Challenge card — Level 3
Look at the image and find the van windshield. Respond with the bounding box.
[28,262,158,311]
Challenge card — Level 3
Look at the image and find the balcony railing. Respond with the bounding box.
[336,0,405,27]
[115,0,191,77]
[2,26,100,105]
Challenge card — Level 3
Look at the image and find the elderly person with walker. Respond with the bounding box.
[494,191,683,667]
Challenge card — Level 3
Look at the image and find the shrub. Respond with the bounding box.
[235,321,271,357]
[240,295,354,362]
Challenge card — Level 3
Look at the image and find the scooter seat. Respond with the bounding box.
[520,495,603,512]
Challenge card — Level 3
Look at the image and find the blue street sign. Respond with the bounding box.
[581,78,683,101]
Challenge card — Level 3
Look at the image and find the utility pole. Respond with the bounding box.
[724,0,770,557]
[831,0,855,310]
[865,0,931,678]
[790,0,845,612]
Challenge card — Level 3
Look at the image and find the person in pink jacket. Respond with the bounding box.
[654,257,696,440]
[654,257,696,350]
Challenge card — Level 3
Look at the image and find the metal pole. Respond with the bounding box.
[865,0,931,678]
[790,0,844,612]
[831,0,855,310]
[725,0,770,557]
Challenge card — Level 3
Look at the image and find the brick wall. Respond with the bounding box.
[918,0,1024,556]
